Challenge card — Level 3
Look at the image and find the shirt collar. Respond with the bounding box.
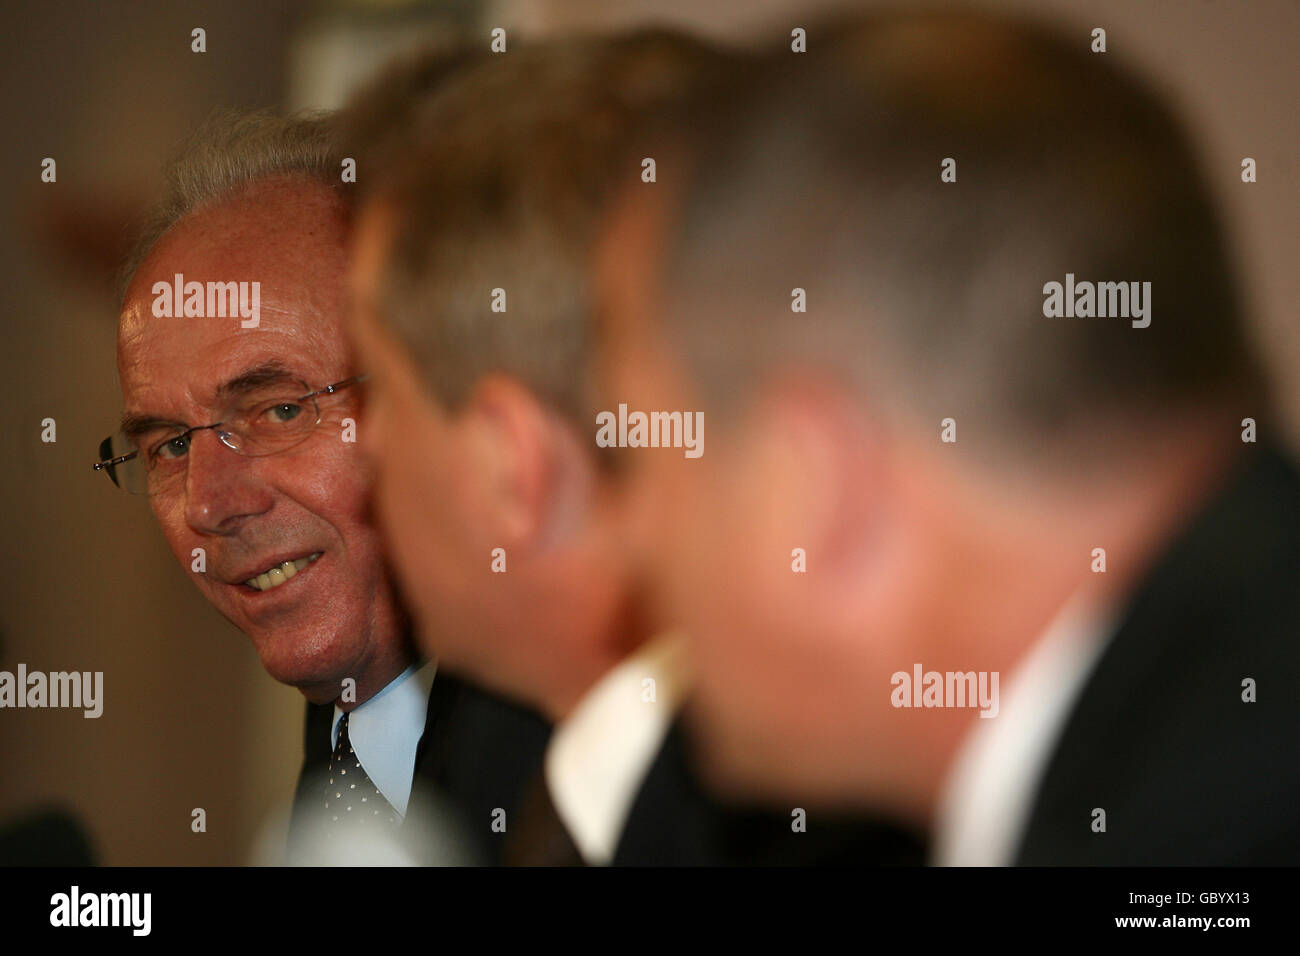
[331,660,437,819]
[931,594,1117,865]
[545,632,692,865]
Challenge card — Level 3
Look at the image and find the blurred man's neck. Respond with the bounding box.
[902,426,1241,827]
[545,579,656,724]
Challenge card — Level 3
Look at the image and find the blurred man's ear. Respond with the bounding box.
[461,375,594,552]
[743,375,888,599]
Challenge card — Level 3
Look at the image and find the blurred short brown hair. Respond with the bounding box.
[349,29,735,426]
[337,40,486,197]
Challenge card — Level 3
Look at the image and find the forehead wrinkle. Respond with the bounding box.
[121,181,348,329]
[120,345,322,428]
[115,180,353,435]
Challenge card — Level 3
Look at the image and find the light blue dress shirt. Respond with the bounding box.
[330,661,436,818]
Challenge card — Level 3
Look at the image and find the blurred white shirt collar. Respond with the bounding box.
[546,632,692,865]
[932,596,1116,866]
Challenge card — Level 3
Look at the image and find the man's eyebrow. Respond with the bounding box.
[119,413,180,442]
[118,361,307,441]
[214,361,305,402]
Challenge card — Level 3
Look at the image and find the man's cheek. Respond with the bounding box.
[149,497,192,562]
[291,435,371,501]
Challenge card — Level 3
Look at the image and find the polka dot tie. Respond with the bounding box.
[325,712,400,836]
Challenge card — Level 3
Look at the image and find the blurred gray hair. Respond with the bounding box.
[654,11,1267,464]
[117,108,348,304]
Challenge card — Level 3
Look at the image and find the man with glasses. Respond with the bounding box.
[97,373,367,499]
[98,109,547,863]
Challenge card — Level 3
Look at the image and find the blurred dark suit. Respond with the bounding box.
[1017,445,1300,864]
[614,723,926,866]
[505,719,926,866]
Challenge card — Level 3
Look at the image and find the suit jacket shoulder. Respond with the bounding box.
[410,672,551,864]
[1017,446,1300,864]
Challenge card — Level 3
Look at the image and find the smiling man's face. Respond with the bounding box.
[117,176,409,705]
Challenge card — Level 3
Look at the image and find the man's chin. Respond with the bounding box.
[293,680,348,706]
[697,741,772,797]
[245,631,352,702]
[689,708,839,806]
[260,659,346,703]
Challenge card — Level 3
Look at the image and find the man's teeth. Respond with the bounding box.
[246,552,322,591]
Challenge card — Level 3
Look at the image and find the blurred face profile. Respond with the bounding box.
[116,178,407,704]
[595,190,925,811]
[344,203,488,676]
[347,200,636,714]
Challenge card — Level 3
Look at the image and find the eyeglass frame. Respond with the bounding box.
[92,374,368,488]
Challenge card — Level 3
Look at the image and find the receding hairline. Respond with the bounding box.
[122,172,343,290]
[117,108,349,306]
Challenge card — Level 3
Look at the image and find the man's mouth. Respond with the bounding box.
[243,552,323,592]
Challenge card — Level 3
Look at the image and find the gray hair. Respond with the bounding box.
[117,108,348,304]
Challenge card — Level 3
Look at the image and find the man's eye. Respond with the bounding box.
[264,402,304,424]
[152,434,191,462]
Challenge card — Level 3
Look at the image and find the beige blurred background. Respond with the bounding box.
[1,0,1295,864]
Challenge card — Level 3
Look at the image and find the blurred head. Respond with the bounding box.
[596,11,1267,819]
[115,112,409,706]
[343,32,731,719]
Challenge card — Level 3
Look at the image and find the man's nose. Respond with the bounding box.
[183,428,274,535]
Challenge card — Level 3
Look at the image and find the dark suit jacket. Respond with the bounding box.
[288,670,550,865]
[613,721,926,866]
[1015,445,1300,864]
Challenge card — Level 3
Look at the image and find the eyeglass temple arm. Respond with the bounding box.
[312,374,368,398]
[92,453,136,472]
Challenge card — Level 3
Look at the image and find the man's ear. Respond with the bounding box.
[460,374,593,552]
[747,375,887,591]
